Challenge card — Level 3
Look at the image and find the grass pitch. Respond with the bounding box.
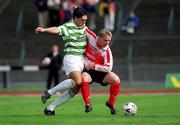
[0,94,179,125]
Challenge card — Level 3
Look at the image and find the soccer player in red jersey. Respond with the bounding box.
[81,28,120,115]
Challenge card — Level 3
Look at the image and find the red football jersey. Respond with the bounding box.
[85,29,113,72]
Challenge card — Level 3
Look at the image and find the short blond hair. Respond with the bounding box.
[98,28,112,38]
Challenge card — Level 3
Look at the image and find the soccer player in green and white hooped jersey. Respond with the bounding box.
[35,7,92,115]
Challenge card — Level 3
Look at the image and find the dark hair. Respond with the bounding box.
[73,7,87,18]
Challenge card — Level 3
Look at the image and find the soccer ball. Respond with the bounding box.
[123,102,137,116]
[43,57,51,65]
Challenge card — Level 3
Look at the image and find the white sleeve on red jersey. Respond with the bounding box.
[94,47,113,72]
[86,28,97,43]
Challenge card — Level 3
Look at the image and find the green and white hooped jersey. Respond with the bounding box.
[58,21,87,55]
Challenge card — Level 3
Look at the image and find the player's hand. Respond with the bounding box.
[85,62,95,70]
[35,27,46,33]
[85,64,90,71]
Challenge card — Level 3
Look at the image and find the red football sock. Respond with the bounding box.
[81,82,91,105]
[108,83,120,107]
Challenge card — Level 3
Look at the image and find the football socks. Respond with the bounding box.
[48,79,76,95]
[47,89,76,111]
[108,83,120,106]
[81,82,91,105]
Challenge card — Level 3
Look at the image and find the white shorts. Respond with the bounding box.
[63,55,85,75]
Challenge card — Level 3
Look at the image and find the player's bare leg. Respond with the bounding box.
[69,71,82,85]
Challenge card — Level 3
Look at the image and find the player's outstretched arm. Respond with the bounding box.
[35,27,60,34]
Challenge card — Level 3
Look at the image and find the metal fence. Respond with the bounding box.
[0,64,180,89]
[113,64,180,84]
[0,69,67,88]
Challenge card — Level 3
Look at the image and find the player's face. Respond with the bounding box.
[74,15,87,27]
[97,35,112,48]
[52,45,59,52]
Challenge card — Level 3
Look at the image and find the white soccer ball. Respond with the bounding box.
[43,57,51,65]
[123,102,137,116]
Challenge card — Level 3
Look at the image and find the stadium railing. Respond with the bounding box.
[0,65,66,89]
[112,35,180,84]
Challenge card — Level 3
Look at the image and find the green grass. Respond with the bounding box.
[0,94,180,125]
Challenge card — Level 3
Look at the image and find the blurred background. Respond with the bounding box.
[0,0,180,92]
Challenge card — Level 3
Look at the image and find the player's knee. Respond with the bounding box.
[114,74,120,83]
[74,78,82,85]
[112,76,120,84]
[82,72,92,82]
[69,71,82,85]
[109,72,120,83]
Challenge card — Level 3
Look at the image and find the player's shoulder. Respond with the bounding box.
[86,28,97,39]
[60,21,75,28]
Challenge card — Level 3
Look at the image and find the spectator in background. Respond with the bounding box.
[42,44,62,89]
[121,11,139,34]
[75,0,85,6]
[98,0,116,31]
[47,0,61,26]
[35,0,48,27]
[59,0,73,24]
[83,0,99,30]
